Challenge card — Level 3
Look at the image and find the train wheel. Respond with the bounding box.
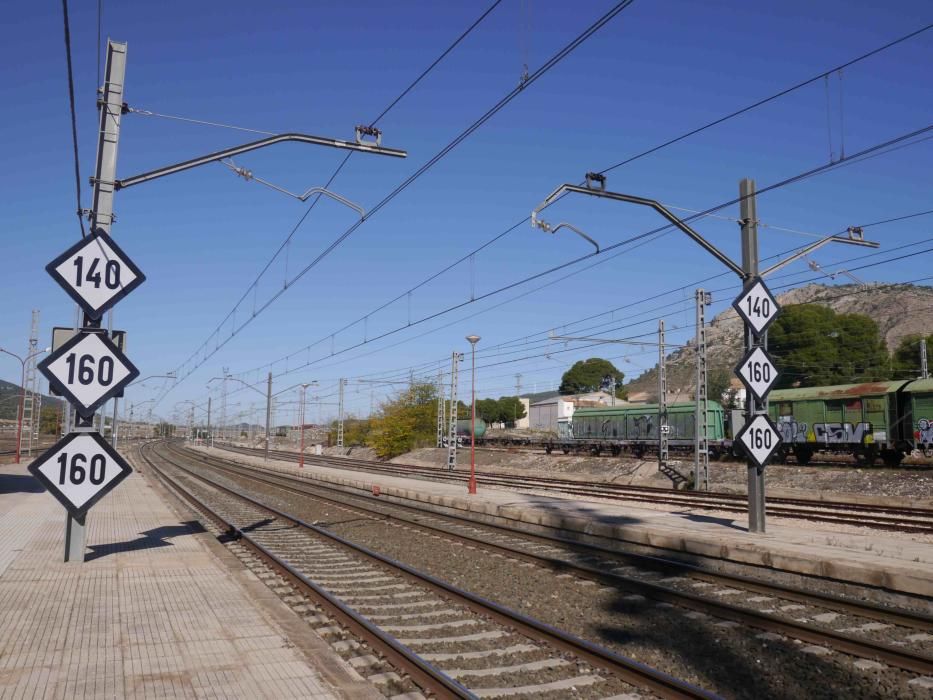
[881,450,904,468]
[611,445,622,457]
[795,447,813,466]
[545,445,553,455]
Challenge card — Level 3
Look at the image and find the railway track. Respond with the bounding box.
[141,441,716,699]
[213,443,933,534]
[150,441,933,697]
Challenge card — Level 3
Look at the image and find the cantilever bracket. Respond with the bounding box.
[115,131,406,190]
[221,160,366,219]
[531,216,599,253]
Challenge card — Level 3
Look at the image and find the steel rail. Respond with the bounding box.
[187,443,933,623]
[145,441,718,700]
[139,442,475,700]
[171,442,933,675]
[212,443,933,532]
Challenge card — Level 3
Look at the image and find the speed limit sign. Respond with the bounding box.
[38,331,139,418]
[28,432,133,518]
[45,228,146,320]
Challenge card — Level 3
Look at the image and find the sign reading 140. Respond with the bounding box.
[46,228,146,320]
[732,277,781,336]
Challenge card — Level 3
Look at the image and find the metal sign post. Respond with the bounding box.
[530,174,880,534]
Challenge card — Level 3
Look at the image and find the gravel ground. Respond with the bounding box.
[397,447,933,503]
[185,455,933,700]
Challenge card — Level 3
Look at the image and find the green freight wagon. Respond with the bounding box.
[902,378,933,455]
[768,380,909,466]
[571,402,727,457]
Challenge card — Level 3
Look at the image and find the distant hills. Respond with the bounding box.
[0,379,63,422]
[624,282,933,399]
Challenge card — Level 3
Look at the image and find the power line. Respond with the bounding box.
[61,0,86,239]
[157,0,636,400]
[223,124,933,388]
[220,30,933,388]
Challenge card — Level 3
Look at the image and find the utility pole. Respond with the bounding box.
[741,178,766,533]
[515,373,523,424]
[337,378,346,448]
[446,352,463,471]
[264,371,272,461]
[436,369,446,448]
[921,338,929,380]
[658,320,669,474]
[207,397,212,448]
[695,289,711,491]
[22,310,41,458]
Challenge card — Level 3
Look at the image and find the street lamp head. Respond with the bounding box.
[466,335,481,345]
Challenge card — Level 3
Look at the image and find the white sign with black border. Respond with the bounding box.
[45,228,146,321]
[38,331,139,418]
[735,346,780,403]
[734,413,782,469]
[28,432,133,518]
[732,276,780,337]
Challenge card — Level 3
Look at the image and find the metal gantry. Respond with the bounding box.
[446,352,463,471]
[22,310,42,457]
[657,320,669,475]
[436,369,446,448]
[531,173,880,532]
[337,378,346,448]
[694,289,711,491]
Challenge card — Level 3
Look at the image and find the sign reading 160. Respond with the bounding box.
[745,360,772,382]
[57,452,106,485]
[73,255,121,290]
[64,352,115,386]
[749,426,773,449]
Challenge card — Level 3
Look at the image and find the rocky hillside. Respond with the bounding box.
[625,282,933,399]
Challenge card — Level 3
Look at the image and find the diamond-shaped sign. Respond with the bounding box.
[732,277,780,336]
[735,414,782,469]
[38,331,139,418]
[28,432,133,518]
[46,228,145,320]
[735,346,780,403]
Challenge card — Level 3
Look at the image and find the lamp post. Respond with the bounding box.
[0,346,49,464]
[465,335,481,495]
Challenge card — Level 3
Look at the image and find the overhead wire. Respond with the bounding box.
[220,25,933,386]
[223,124,933,390]
[155,0,636,401]
[61,0,86,239]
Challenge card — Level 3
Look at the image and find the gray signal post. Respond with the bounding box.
[32,38,406,562]
[532,173,879,533]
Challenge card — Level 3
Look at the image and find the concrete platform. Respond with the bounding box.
[196,446,933,604]
[0,462,379,700]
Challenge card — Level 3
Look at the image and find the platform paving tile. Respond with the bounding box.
[0,464,348,700]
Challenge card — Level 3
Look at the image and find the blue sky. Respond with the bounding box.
[1,1,930,426]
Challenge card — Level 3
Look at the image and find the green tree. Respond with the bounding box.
[769,305,890,388]
[891,334,933,379]
[559,358,625,396]
[497,396,527,425]
[706,368,734,405]
[476,398,500,423]
[39,405,61,434]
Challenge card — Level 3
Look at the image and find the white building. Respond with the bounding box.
[528,391,620,434]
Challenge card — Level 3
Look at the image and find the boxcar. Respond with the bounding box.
[902,378,933,456]
[571,401,727,457]
[767,380,909,466]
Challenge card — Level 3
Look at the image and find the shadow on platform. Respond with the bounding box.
[0,473,45,495]
[85,521,205,561]
[678,512,747,532]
